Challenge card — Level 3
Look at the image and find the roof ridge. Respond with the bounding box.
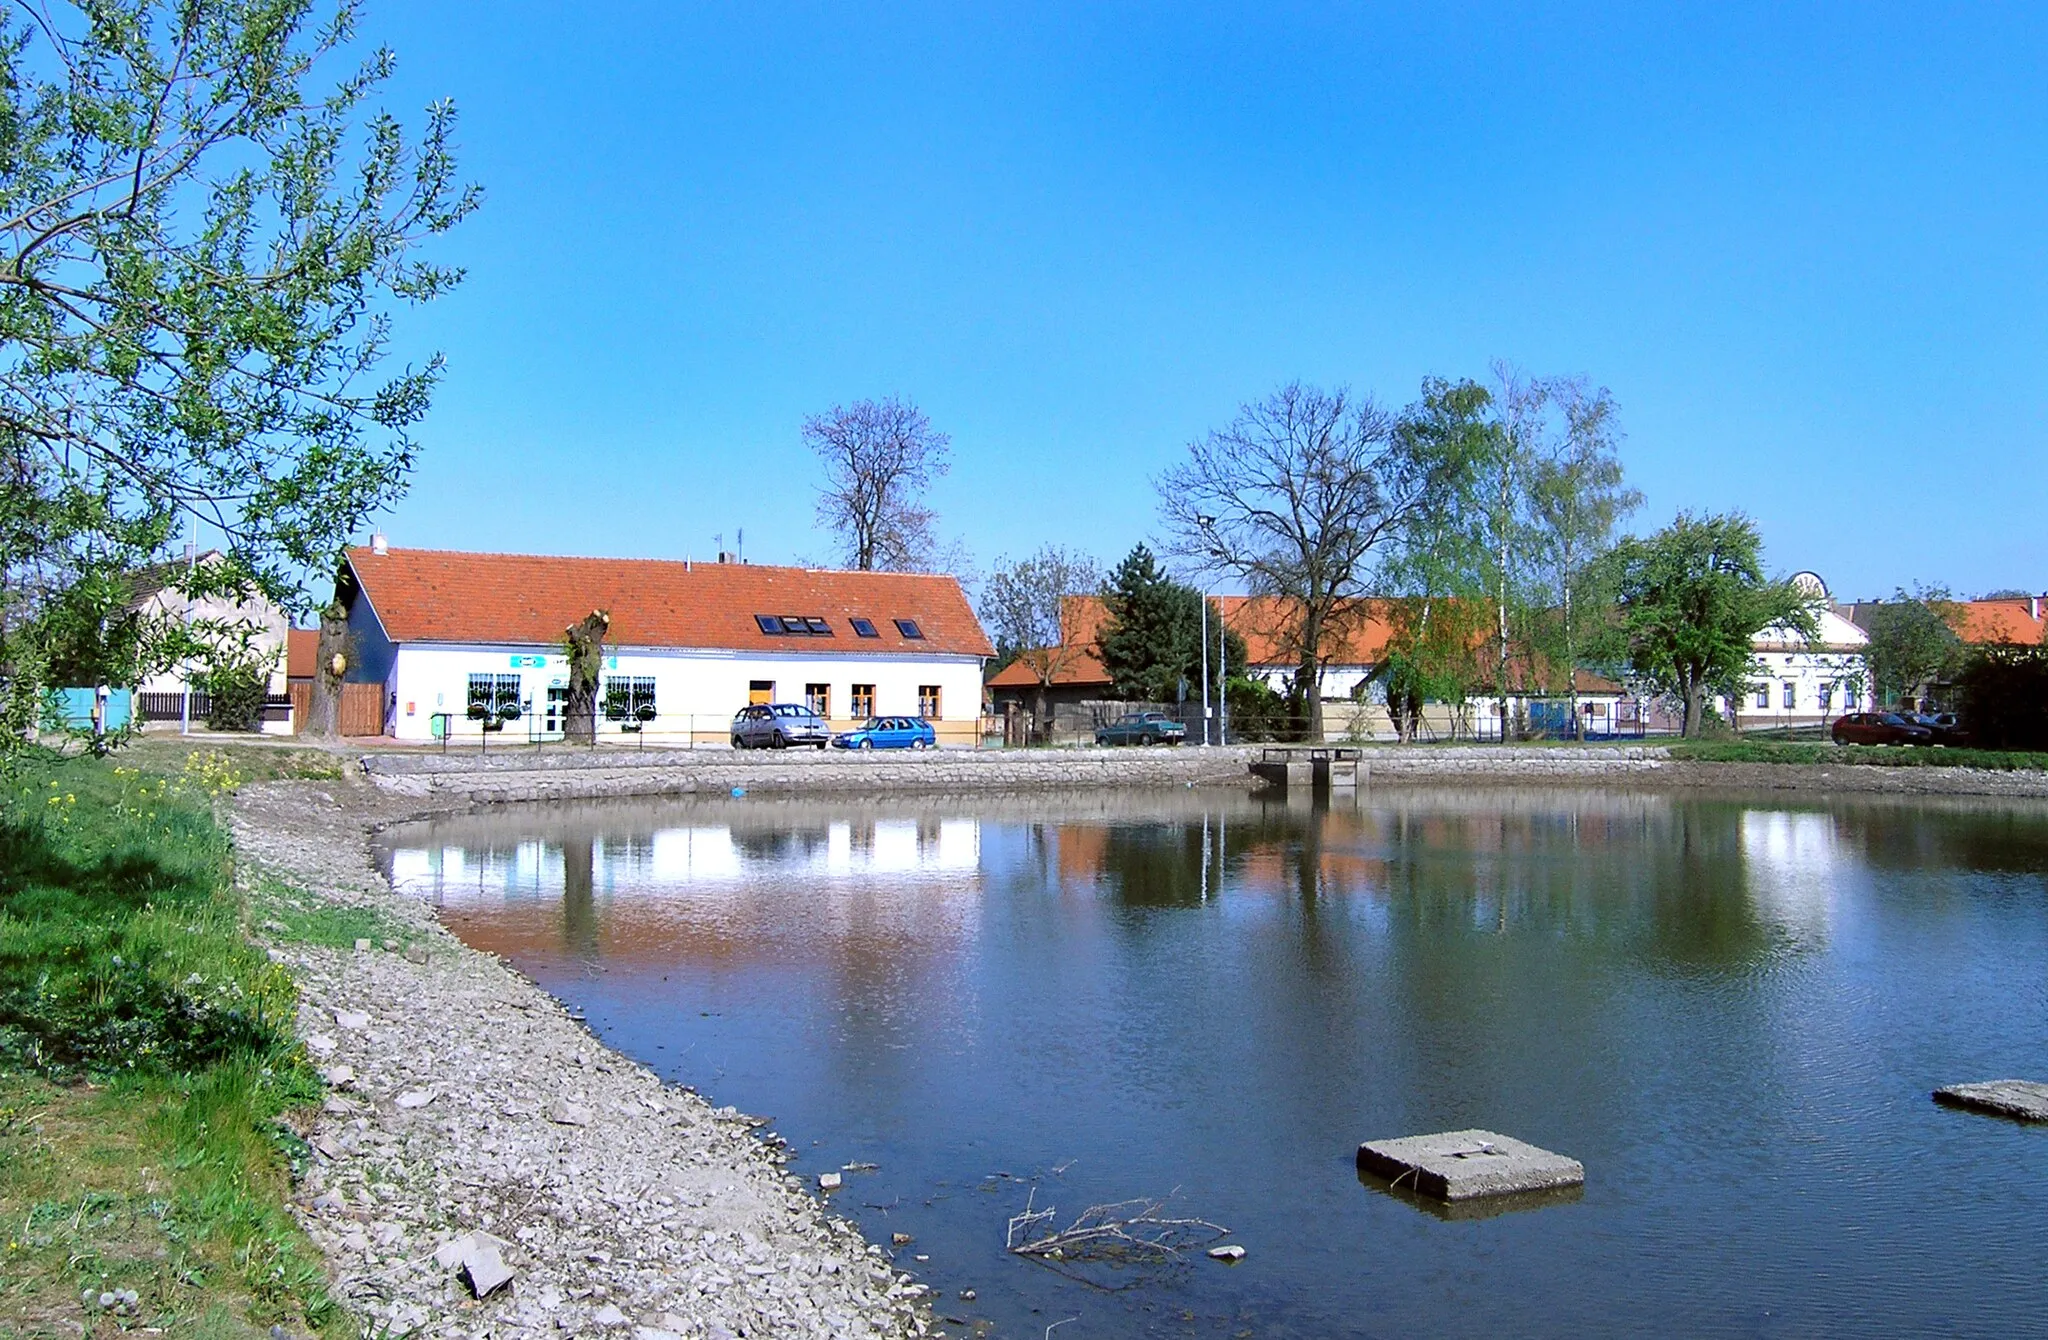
[349,545,960,580]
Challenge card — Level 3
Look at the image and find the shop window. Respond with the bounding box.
[918,684,941,718]
[851,684,875,718]
[467,673,522,729]
[605,676,658,727]
[806,683,831,717]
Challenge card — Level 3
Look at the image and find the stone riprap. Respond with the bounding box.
[232,779,937,1340]
[1356,1129,1586,1201]
[1933,1080,2048,1121]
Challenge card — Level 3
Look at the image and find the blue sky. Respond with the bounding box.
[360,2,2047,600]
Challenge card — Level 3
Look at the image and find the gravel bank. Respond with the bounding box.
[232,779,934,1340]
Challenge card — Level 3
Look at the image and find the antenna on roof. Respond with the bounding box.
[737,528,744,564]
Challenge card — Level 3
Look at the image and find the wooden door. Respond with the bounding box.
[339,682,385,736]
[287,682,311,733]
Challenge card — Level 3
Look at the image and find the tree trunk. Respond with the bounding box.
[1681,678,1704,738]
[564,610,610,745]
[304,599,350,739]
[1034,682,1050,744]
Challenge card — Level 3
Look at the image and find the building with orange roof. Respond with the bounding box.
[337,538,992,743]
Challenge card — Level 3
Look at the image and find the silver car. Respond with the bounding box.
[731,702,831,749]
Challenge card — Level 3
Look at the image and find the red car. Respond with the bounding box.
[1831,712,1934,746]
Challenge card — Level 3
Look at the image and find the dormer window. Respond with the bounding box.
[850,618,879,638]
[895,619,925,640]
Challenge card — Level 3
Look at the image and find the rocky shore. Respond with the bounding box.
[233,779,935,1340]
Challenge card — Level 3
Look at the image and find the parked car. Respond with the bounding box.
[731,702,831,749]
[1904,711,1970,747]
[1830,711,1934,746]
[832,716,937,750]
[1095,711,1187,746]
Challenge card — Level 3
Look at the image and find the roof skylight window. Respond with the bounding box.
[805,617,833,635]
[851,618,879,638]
[894,619,925,640]
[755,614,783,635]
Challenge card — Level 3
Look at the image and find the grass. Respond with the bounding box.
[0,744,346,1339]
[1666,739,2048,770]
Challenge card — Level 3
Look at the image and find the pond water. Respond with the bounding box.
[378,788,2048,1339]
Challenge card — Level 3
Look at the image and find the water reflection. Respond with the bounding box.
[380,787,2048,1340]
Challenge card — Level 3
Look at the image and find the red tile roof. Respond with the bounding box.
[986,648,1110,688]
[346,548,993,658]
[1060,594,1396,668]
[1951,597,2047,646]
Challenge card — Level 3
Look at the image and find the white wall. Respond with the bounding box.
[384,642,986,743]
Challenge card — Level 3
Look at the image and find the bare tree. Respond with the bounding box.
[803,397,952,571]
[1158,383,1444,739]
[979,546,1101,738]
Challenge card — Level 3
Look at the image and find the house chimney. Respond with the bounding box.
[718,551,734,564]
[371,532,389,555]
[2032,594,2041,621]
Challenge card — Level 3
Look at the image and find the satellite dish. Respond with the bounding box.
[1791,571,1829,601]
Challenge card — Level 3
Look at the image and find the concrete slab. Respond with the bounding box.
[1356,1129,1584,1201]
[1933,1079,2048,1122]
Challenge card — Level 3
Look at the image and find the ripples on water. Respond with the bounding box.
[378,788,2048,1339]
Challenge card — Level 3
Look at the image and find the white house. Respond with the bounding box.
[131,549,294,734]
[1727,572,1871,728]
[337,543,993,744]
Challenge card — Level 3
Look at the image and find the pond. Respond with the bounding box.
[377,787,2048,1338]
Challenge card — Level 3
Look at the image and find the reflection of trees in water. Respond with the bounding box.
[1833,804,2048,878]
[562,835,598,959]
[730,825,832,863]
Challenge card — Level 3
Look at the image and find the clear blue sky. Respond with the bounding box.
[360,2,2047,601]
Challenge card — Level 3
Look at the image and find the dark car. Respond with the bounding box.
[1904,711,1970,747]
[832,716,937,750]
[1831,711,1934,746]
[731,703,831,749]
[1095,711,1187,747]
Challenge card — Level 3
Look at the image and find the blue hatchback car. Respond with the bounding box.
[832,715,937,750]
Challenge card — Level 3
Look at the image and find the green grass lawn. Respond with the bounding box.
[1666,739,2048,770]
[0,745,344,1339]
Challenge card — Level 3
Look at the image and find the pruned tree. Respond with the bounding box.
[1607,512,1816,737]
[0,0,478,745]
[803,397,951,571]
[978,545,1100,737]
[563,609,610,744]
[1864,584,1964,708]
[1524,378,1640,735]
[1159,382,1452,739]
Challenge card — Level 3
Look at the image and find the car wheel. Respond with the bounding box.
[731,734,744,749]
[912,738,928,750]
[771,732,787,749]
[859,738,874,750]
[1141,733,1156,746]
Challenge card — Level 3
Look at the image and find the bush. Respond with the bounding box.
[1957,645,2048,752]
[203,657,271,732]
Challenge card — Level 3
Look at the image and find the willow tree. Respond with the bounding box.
[562,609,609,744]
[0,0,478,745]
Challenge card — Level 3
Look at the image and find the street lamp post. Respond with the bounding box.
[1196,515,1225,746]
[1195,514,1218,747]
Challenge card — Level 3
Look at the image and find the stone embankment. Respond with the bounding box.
[359,742,2048,804]
[362,744,1265,805]
[233,780,935,1340]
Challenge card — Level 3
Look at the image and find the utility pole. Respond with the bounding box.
[1199,592,1211,746]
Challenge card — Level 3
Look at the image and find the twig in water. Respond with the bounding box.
[1006,1187,1227,1264]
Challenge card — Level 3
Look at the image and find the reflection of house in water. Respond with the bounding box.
[383,815,984,969]
[1739,810,1841,944]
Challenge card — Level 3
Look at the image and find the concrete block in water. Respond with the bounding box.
[1357,1129,1584,1201]
[1933,1079,2048,1122]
